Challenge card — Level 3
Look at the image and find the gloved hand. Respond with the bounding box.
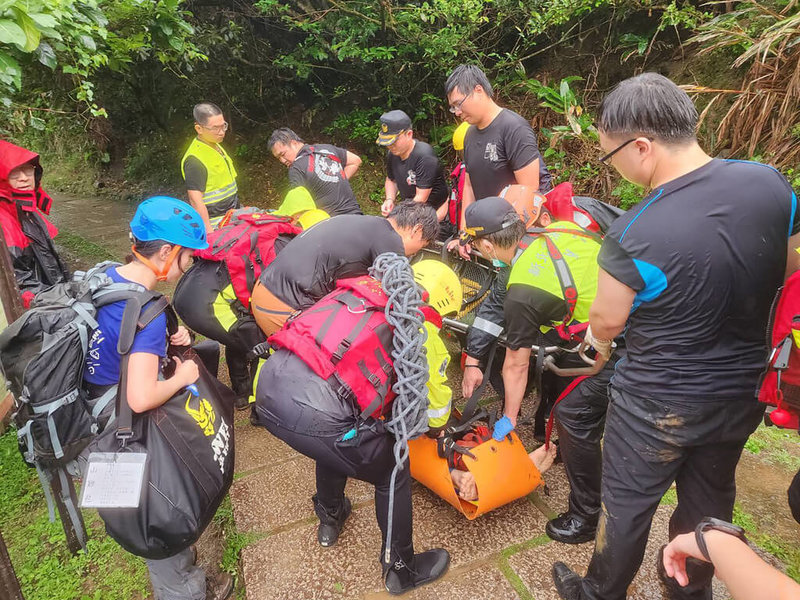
[492,415,515,441]
[584,325,614,361]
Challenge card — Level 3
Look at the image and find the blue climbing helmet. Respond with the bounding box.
[130,196,209,250]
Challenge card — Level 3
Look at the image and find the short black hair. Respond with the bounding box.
[388,201,439,243]
[597,73,698,143]
[445,64,493,99]
[480,217,525,250]
[132,237,169,258]
[193,102,222,126]
[268,127,304,150]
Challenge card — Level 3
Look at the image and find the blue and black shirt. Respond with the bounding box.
[599,158,799,402]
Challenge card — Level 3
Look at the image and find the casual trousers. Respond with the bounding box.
[259,415,415,566]
[251,281,295,337]
[145,546,205,600]
[552,356,616,522]
[581,387,764,600]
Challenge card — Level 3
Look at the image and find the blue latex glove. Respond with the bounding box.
[186,384,199,396]
[492,415,514,441]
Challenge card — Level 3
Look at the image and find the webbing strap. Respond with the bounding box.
[30,389,80,459]
[333,311,373,363]
[544,375,589,449]
[91,386,118,418]
[71,301,99,331]
[17,421,34,464]
[36,463,56,522]
[57,467,87,550]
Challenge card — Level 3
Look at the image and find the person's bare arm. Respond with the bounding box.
[187,189,213,233]
[512,159,541,190]
[663,530,800,600]
[501,346,532,426]
[787,232,800,278]
[446,172,476,259]
[436,202,448,222]
[589,268,635,340]
[343,151,362,179]
[412,187,432,204]
[382,178,398,217]
[126,352,199,413]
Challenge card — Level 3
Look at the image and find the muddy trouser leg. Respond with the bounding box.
[145,546,205,600]
[225,344,252,398]
[261,417,414,566]
[580,388,764,600]
[552,364,613,523]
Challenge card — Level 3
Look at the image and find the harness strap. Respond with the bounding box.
[544,375,589,449]
[57,466,87,551]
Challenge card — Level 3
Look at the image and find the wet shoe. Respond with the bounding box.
[234,394,250,411]
[546,512,596,544]
[552,562,584,600]
[248,406,260,426]
[314,496,352,547]
[206,572,234,600]
[384,549,450,595]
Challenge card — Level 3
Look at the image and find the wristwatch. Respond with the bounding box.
[694,517,747,562]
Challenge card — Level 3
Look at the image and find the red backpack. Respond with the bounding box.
[193,210,301,308]
[758,270,800,429]
[545,182,602,233]
[269,276,396,418]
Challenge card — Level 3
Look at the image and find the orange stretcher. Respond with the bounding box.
[408,427,542,519]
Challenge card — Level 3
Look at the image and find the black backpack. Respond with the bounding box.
[89,342,235,559]
[0,262,159,468]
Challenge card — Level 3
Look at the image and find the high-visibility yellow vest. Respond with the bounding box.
[181,138,239,225]
[508,221,600,330]
[423,320,452,429]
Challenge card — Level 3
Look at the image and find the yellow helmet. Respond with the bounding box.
[412,260,463,317]
[452,122,471,151]
[273,186,315,217]
[297,208,330,230]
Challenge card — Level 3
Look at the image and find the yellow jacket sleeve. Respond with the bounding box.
[423,321,452,429]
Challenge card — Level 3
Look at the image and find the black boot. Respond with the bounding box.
[552,562,584,600]
[384,549,450,596]
[546,512,597,544]
[313,495,352,547]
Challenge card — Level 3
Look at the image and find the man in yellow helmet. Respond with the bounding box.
[181,102,240,232]
[462,196,622,546]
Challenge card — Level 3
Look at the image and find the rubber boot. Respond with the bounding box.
[384,549,450,596]
[313,494,352,547]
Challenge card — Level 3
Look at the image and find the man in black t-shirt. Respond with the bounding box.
[552,73,800,600]
[268,127,363,216]
[444,65,552,258]
[377,110,449,226]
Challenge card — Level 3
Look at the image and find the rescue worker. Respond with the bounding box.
[0,140,69,307]
[444,64,552,259]
[83,196,233,600]
[181,102,240,232]
[461,196,622,545]
[442,121,470,241]
[253,263,459,595]
[378,110,449,230]
[551,73,799,600]
[250,201,439,337]
[461,186,623,440]
[268,127,363,216]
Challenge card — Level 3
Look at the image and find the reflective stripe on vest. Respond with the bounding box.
[181,138,238,210]
[508,221,601,328]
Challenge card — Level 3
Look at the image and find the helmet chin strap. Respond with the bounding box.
[131,244,182,282]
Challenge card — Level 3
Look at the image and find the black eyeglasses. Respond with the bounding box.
[449,90,473,114]
[598,137,654,165]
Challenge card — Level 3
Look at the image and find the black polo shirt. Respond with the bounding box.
[599,159,799,401]
[289,144,362,216]
[463,108,552,199]
[259,215,405,309]
[385,141,449,209]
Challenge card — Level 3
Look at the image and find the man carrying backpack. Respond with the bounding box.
[251,202,439,337]
[253,259,460,595]
[0,140,69,307]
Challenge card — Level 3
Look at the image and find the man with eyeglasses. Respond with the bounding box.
[444,64,552,259]
[181,102,240,232]
[552,73,800,600]
[377,110,449,234]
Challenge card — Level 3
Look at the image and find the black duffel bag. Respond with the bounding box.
[89,343,235,559]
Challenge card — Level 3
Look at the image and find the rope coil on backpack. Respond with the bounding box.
[369,252,430,567]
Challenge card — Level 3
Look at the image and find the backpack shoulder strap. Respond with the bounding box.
[116,291,164,355]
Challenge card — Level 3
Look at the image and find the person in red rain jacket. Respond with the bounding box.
[0,140,69,307]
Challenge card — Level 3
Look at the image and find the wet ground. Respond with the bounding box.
[48,193,800,599]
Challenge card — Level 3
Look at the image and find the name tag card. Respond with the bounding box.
[80,452,147,508]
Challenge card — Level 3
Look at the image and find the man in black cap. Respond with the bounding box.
[378,110,450,233]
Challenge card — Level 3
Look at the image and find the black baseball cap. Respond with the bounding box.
[463,196,520,242]
[376,110,412,146]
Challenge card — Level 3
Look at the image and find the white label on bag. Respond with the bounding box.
[80,452,147,508]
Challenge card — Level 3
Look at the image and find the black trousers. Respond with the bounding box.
[581,387,764,600]
[552,356,616,523]
[259,414,414,566]
[789,468,800,525]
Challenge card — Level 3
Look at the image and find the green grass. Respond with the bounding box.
[55,231,116,264]
[213,496,265,576]
[0,429,150,600]
[660,487,678,506]
[733,503,800,582]
[496,534,550,600]
[744,424,800,472]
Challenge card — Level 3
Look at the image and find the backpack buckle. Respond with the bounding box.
[116,427,133,447]
[347,299,367,314]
